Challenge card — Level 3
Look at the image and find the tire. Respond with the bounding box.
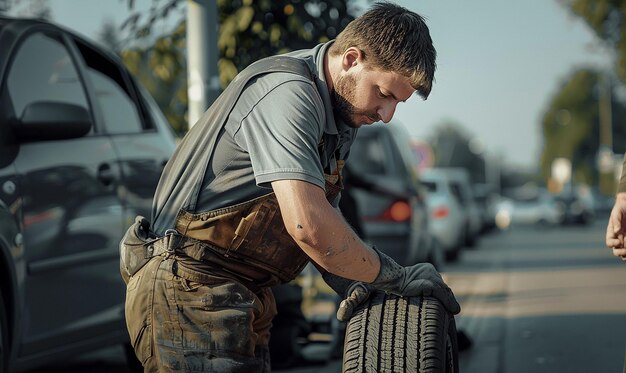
[342,292,458,373]
[0,291,8,373]
[444,249,459,263]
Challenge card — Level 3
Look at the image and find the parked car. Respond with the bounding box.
[444,168,482,247]
[347,123,441,268]
[555,183,595,225]
[472,182,499,232]
[495,187,565,228]
[420,168,469,261]
[0,16,177,372]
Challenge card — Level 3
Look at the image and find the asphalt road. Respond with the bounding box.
[449,218,626,373]
[28,218,626,373]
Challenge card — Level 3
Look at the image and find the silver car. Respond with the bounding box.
[420,168,468,261]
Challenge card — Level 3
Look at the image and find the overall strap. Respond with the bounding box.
[151,56,314,229]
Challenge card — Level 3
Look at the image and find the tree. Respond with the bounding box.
[97,19,123,55]
[560,0,626,83]
[122,22,188,134]
[119,0,360,135]
[539,68,626,191]
[429,122,487,185]
[214,0,356,86]
[0,0,52,19]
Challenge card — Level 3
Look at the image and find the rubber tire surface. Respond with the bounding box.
[342,292,458,373]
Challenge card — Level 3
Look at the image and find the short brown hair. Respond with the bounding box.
[329,2,436,99]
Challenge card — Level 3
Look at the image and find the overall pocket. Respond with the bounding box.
[125,269,154,364]
[120,216,156,284]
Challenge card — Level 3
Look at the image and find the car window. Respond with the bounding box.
[450,182,467,205]
[386,136,407,178]
[7,32,89,119]
[75,40,144,134]
[422,181,437,193]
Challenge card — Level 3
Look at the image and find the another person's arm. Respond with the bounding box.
[606,153,626,259]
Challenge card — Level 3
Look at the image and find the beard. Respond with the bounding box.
[331,74,379,128]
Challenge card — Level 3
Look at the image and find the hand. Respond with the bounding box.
[396,262,461,314]
[320,270,374,322]
[336,282,373,322]
[371,249,461,315]
[606,193,626,260]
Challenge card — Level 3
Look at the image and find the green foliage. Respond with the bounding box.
[216,0,356,86]
[429,122,487,184]
[121,21,188,134]
[561,0,626,82]
[539,68,626,187]
[117,0,358,135]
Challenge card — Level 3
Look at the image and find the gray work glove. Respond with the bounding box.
[336,282,373,321]
[323,248,461,322]
[371,248,461,315]
[321,271,374,322]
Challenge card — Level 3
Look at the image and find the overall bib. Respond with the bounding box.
[122,56,344,373]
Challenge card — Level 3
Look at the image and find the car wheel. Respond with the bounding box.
[342,291,458,373]
[445,248,460,263]
[0,291,8,373]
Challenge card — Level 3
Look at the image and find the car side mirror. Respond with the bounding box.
[11,101,92,142]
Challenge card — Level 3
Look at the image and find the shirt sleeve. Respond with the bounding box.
[617,153,626,193]
[235,78,327,189]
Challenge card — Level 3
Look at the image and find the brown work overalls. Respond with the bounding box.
[121,56,343,373]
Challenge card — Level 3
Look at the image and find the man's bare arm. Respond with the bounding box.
[272,179,380,282]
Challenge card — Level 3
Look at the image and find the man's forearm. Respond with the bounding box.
[291,205,380,282]
[272,179,380,282]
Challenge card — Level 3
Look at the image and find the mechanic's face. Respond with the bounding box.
[332,51,415,128]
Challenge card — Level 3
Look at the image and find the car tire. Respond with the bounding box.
[342,292,458,373]
[444,249,459,263]
[0,291,8,373]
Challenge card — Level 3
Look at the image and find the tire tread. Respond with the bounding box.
[342,291,458,373]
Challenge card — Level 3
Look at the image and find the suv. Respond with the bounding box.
[0,17,177,372]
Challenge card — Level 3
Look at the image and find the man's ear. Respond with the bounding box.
[341,47,363,71]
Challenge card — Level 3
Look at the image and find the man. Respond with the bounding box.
[121,3,460,372]
[606,153,626,260]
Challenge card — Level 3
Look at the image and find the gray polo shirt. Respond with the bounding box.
[152,42,357,233]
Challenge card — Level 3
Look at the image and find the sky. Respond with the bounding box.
[17,0,614,169]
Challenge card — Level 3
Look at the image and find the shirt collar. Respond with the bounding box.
[312,41,341,136]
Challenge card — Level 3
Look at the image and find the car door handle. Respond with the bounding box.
[97,163,115,186]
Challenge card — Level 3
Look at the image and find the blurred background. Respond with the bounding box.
[1,1,625,372]
[3,0,624,201]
